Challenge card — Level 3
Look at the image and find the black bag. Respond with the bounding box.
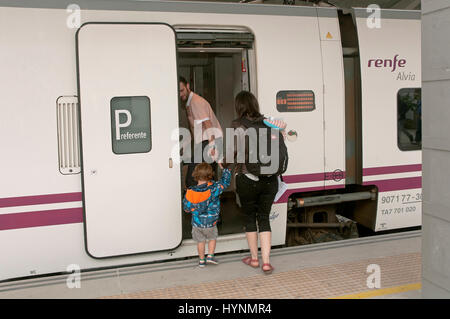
[239,117,288,176]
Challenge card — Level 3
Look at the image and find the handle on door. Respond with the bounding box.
[169,158,173,168]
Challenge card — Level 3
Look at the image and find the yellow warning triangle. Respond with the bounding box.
[326,32,333,39]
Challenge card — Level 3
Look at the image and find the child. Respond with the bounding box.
[183,162,231,267]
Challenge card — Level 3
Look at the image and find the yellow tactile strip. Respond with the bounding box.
[102,252,421,299]
[331,283,422,299]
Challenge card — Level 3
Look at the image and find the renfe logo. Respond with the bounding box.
[368,54,406,72]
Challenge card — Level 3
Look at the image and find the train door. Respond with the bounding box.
[76,23,181,258]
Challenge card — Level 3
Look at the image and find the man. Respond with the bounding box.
[179,76,223,188]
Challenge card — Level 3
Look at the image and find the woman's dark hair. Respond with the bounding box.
[234,91,262,119]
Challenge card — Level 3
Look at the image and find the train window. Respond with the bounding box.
[276,90,315,112]
[397,88,421,151]
[110,96,152,155]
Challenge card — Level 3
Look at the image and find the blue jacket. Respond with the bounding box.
[183,168,231,228]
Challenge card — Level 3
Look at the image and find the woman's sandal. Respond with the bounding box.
[262,263,274,275]
[242,257,259,268]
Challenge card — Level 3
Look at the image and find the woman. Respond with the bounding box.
[231,91,280,274]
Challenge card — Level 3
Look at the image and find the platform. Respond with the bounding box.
[0,231,421,299]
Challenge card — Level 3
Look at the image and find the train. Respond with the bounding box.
[0,0,421,281]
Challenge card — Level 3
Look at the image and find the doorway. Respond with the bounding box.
[177,33,253,239]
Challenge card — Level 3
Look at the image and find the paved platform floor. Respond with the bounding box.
[0,231,422,299]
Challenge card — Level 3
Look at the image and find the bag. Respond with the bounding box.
[274,176,288,202]
[239,117,288,176]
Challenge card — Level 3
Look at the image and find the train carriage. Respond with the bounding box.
[0,0,421,281]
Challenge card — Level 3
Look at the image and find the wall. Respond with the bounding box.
[422,0,450,298]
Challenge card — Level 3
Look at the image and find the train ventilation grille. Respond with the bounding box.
[57,96,81,175]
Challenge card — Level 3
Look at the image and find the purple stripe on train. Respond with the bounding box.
[278,164,422,203]
[363,176,422,192]
[363,164,422,176]
[0,207,83,231]
[0,164,422,230]
[0,192,82,208]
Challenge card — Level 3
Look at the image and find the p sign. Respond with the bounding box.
[110,96,152,154]
[115,109,132,140]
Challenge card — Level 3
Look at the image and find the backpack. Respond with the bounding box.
[238,117,288,176]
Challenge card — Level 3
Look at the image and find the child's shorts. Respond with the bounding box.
[192,225,218,242]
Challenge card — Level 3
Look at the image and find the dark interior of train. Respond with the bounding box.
[178,49,251,239]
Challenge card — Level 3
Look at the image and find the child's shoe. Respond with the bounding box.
[199,258,206,268]
[206,255,218,265]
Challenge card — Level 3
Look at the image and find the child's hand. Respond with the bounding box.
[219,161,230,169]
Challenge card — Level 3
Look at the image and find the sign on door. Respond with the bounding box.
[110,96,152,154]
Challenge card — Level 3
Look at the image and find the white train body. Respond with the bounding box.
[0,1,421,281]
[355,10,422,231]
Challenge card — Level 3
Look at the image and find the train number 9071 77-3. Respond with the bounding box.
[380,193,422,204]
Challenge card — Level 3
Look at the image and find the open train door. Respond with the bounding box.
[76,23,181,258]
